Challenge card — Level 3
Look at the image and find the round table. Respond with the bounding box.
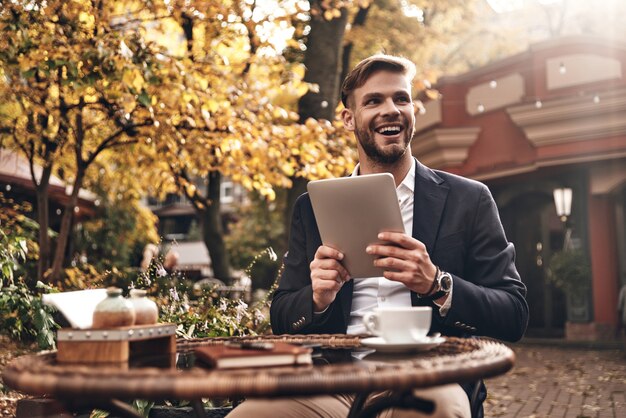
[3,335,515,418]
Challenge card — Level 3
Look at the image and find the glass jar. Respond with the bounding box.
[129,289,159,325]
[92,287,136,328]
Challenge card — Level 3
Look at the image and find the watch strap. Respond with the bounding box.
[419,270,452,300]
[425,289,448,300]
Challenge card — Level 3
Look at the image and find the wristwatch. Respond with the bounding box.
[418,268,452,300]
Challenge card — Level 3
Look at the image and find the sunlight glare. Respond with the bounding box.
[400,0,424,22]
[487,0,563,14]
[487,0,526,13]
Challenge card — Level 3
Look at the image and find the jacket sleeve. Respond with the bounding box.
[270,194,346,335]
[437,184,529,342]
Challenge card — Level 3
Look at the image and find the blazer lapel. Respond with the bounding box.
[412,159,450,255]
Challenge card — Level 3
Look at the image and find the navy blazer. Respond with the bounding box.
[270,159,529,416]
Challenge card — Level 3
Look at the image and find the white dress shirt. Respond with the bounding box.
[345,160,452,335]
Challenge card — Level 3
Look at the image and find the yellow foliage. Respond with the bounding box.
[1,0,359,223]
[425,89,441,100]
[122,68,145,92]
[295,83,310,97]
[292,63,306,79]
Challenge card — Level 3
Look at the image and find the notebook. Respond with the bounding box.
[307,173,404,278]
[194,341,313,369]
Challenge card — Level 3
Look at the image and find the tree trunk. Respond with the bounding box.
[298,3,349,122]
[283,176,308,250]
[340,5,370,87]
[283,2,349,247]
[178,11,230,281]
[35,167,53,282]
[200,171,231,281]
[50,168,85,282]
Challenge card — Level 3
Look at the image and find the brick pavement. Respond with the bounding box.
[483,343,626,418]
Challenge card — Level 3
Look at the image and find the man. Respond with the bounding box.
[230,54,528,418]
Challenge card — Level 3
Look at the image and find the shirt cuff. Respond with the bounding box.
[433,280,453,317]
[314,305,330,315]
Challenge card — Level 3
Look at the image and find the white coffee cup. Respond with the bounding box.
[362,306,432,343]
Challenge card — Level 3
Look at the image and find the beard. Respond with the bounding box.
[355,121,412,165]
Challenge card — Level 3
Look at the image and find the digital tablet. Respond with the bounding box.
[307,173,405,278]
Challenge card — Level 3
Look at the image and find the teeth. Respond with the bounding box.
[377,126,401,134]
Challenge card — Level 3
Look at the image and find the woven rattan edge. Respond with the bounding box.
[2,336,515,400]
[177,333,364,352]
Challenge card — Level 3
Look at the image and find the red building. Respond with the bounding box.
[413,35,626,340]
[0,149,96,223]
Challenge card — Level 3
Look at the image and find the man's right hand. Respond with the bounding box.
[310,245,351,312]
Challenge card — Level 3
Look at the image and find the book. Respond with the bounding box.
[194,341,313,369]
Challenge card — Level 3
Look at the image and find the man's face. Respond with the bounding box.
[342,70,415,165]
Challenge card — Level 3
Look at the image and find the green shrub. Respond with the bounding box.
[0,280,58,349]
[0,227,27,284]
[0,193,58,349]
[546,249,591,294]
[136,248,281,338]
[226,194,284,291]
[0,193,39,288]
[72,188,159,273]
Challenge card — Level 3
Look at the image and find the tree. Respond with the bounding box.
[0,2,263,280]
[140,1,356,279]
[0,0,358,283]
[0,1,165,281]
[138,1,349,279]
[0,1,247,281]
[280,0,356,247]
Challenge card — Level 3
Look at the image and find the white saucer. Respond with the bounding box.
[361,336,445,353]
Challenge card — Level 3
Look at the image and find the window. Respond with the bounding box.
[221,181,234,204]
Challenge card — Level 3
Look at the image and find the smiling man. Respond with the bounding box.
[229,55,528,418]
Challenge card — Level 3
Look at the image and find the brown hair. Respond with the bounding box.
[341,54,416,108]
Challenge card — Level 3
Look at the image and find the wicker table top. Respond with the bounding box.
[2,335,514,401]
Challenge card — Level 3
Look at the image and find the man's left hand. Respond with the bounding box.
[366,231,438,295]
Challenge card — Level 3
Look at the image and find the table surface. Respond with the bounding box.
[2,335,514,401]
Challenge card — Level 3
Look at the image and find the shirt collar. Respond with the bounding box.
[400,159,416,194]
[351,159,415,193]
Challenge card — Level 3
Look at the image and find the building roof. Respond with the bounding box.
[412,36,626,181]
[153,203,196,217]
[165,240,211,270]
[0,149,97,216]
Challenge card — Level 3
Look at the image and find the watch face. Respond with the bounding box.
[440,273,452,292]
